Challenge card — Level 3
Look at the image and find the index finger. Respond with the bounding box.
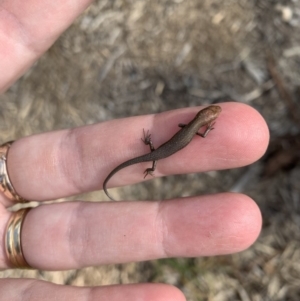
[0,0,92,91]
[4,102,269,202]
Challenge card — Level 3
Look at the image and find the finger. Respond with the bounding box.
[0,0,92,91]
[0,280,185,301]
[6,102,269,201]
[1,193,261,270]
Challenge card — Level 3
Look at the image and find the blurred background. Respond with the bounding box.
[1,0,300,300]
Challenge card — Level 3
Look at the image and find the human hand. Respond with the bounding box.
[0,101,268,300]
[0,1,269,300]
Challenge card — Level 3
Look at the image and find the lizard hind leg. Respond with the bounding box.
[144,168,154,178]
[143,160,157,178]
[141,129,157,178]
[141,129,155,151]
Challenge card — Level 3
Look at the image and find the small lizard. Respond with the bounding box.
[103,105,222,200]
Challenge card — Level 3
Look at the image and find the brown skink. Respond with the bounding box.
[103,105,222,200]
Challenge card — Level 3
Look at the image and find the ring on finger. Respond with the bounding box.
[0,141,28,202]
[5,208,32,269]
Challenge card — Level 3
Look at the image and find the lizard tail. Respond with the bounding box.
[103,173,116,201]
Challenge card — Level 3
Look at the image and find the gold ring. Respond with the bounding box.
[0,141,27,202]
[5,208,32,269]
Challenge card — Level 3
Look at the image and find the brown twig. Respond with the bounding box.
[267,51,300,126]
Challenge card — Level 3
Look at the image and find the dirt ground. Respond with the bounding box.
[1,0,300,300]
